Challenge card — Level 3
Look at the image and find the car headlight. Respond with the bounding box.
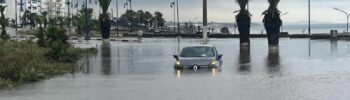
[211,60,218,65]
[176,61,181,65]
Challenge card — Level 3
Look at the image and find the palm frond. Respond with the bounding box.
[236,0,249,9]
[98,0,112,15]
[268,0,280,11]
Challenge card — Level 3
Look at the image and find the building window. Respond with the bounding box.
[0,0,5,4]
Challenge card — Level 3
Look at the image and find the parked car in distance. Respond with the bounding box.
[173,45,223,69]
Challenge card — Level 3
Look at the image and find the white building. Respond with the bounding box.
[42,0,67,17]
[26,0,43,14]
[0,0,7,16]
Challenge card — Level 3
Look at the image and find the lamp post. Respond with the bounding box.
[15,0,18,32]
[66,0,71,35]
[129,0,132,10]
[203,0,208,44]
[334,7,350,35]
[170,1,175,33]
[84,0,90,40]
[308,0,311,35]
[176,0,180,54]
[280,12,289,32]
[176,0,180,36]
[116,0,119,37]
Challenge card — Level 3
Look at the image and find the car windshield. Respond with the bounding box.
[180,47,215,57]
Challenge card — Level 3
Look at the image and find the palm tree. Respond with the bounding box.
[154,11,165,30]
[144,11,153,28]
[22,10,31,28]
[41,11,48,28]
[234,0,251,45]
[0,5,8,40]
[98,0,112,39]
[136,10,145,27]
[73,9,94,36]
[34,14,47,47]
[263,0,282,46]
[29,13,37,29]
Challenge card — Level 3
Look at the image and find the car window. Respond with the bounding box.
[180,47,215,57]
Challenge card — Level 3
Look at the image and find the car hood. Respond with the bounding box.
[179,57,215,66]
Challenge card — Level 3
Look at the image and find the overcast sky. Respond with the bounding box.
[6,0,350,24]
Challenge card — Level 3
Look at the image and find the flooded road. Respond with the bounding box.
[1,38,350,100]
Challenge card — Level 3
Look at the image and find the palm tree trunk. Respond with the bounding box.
[100,15,111,39]
[236,12,251,44]
[263,13,282,46]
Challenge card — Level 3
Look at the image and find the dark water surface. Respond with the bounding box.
[1,38,350,100]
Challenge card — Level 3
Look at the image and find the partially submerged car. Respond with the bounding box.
[173,45,223,69]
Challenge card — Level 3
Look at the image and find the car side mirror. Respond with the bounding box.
[173,55,179,60]
[217,54,223,60]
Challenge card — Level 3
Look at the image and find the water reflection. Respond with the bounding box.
[175,68,220,78]
[101,43,112,75]
[330,40,338,56]
[266,47,281,76]
[238,46,251,74]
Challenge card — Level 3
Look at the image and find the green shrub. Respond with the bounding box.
[0,41,84,88]
[46,25,70,61]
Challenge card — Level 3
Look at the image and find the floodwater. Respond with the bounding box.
[1,38,350,100]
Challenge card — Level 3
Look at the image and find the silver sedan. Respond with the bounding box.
[173,45,223,69]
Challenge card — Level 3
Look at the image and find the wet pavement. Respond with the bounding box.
[1,38,350,100]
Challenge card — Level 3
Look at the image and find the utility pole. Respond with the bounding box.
[129,0,132,10]
[76,0,79,16]
[84,0,90,40]
[116,0,119,37]
[280,12,289,32]
[171,1,175,33]
[203,0,208,44]
[176,0,180,54]
[15,0,18,32]
[66,0,71,35]
[111,9,114,19]
[308,0,311,35]
[176,0,179,36]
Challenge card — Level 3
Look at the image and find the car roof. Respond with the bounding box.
[183,45,215,48]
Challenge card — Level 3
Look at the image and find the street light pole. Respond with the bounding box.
[66,0,71,35]
[84,0,90,40]
[116,0,119,37]
[15,0,18,32]
[176,0,180,54]
[170,1,175,33]
[203,0,208,44]
[176,0,179,36]
[280,12,289,32]
[308,0,311,35]
[129,0,132,10]
[334,7,350,35]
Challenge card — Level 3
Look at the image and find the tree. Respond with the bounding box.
[144,11,153,28]
[136,10,146,27]
[235,0,251,45]
[220,27,230,34]
[73,8,94,35]
[98,0,112,39]
[56,16,65,28]
[154,11,165,29]
[22,10,31,28]
[41,11,48,28]
[29,13,37,29]
[263,0,282,46]
[34,13,48,47]
[0,5,8,40]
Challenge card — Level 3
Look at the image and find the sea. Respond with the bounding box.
[210,23,349,35]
